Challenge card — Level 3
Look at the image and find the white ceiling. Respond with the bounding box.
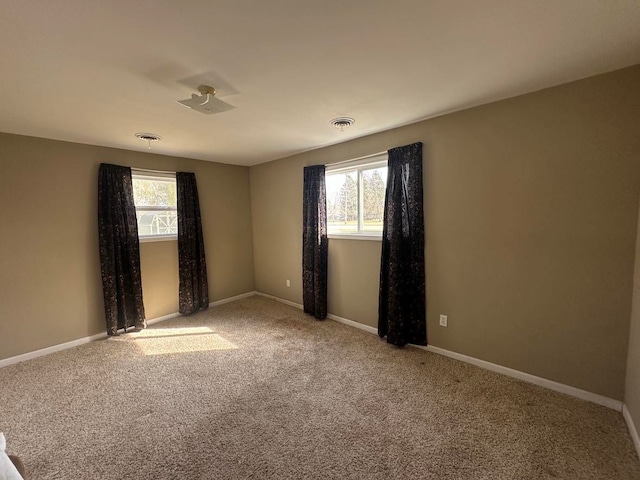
[1,1,640,166]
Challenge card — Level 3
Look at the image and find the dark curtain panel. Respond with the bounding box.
[378,142,426,347]
[302,165,328,319]
[98,163,145,335]
[177,172,209,315]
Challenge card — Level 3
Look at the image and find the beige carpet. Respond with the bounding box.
[0,296,639,479]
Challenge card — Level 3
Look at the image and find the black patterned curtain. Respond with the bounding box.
[378,142,426,346]
[302,165,328,319]
[177,172,209,315]
[98,163,146,335]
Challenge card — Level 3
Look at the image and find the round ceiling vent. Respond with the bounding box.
[135,132,161,142]
[330,117,355,132]
[135,133,162,149]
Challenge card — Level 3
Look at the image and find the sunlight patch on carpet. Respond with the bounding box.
[123,327,238,355]
[131,326,214,338]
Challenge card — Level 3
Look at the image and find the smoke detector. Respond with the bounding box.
[330,117,355,132]
[135,133,162,149]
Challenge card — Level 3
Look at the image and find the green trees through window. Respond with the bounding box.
[326,162,387,235]
[132,177,177,206]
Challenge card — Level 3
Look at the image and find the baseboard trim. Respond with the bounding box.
[254,292,380,335]
[623,404,640,459]
[0,331,109,369]
[327,313,378,335]
[0,291,257,369]
[255,291,623,411]
[209,291,257,307]
[255,291,303,310]
[417,344,623,411]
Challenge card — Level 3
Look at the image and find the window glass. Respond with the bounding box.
[362,166,387,232]
[325,156,388,237]
[327,170,358,234]
[132,173,178,240]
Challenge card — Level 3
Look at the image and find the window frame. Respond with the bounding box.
[325,153,388,241]
[131,169,178,243]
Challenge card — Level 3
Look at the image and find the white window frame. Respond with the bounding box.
[131,169,178,243]
[325,153,388,241]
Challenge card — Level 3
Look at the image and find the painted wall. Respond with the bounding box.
[625,197,640,439]
[0,133,255,360]
[250,65,640,400]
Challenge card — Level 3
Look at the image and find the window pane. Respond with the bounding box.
[136,209,178,236]
[326,170,358,233]
[132,178,177,207]
[132,175,177,238]
[325,157,388,237]
[362,166,387,231]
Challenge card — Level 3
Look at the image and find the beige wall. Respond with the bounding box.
[250,65,640,400]
[625,198,640,435]
[139,241,179,320]
[0,133,255,360]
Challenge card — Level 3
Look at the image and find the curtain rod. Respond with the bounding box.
[325,151,386,167]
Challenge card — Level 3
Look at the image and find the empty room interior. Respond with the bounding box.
[1,1,640,479]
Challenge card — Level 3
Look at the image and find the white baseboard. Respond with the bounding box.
[417,344,623,411]
[210,291,257,307]
[253,292,377,340]
[255,291,303,310]
[623,404,640,459]
[255,291,623,411]
[327,313,378,335]
[0,291,257,369]
[0,331,109,369]
[254,291,379,336]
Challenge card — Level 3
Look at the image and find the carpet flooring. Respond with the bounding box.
[0,296,639,479]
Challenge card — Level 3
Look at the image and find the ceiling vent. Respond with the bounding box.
[135,133,162,149]
[330,117,355,132]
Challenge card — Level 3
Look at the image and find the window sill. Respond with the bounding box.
[139,235,177,243]
[328,234,382,242]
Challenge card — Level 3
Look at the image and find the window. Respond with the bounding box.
[132,170,178,242]
[326,154,388,239]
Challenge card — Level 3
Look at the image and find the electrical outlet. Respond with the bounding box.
[286,279,291,287]
[439,314,448,327]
